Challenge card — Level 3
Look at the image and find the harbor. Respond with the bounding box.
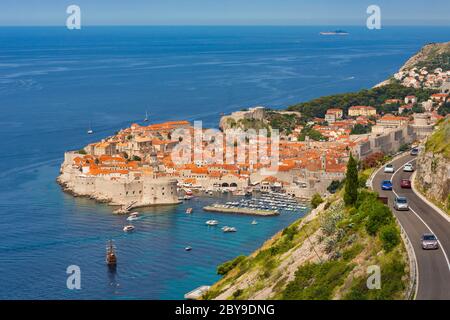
[202,192,308,216]
[203,204,279,216]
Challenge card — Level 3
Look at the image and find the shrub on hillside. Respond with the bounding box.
[311,193,324,209]
[365,202,393,236]
[217,255,246,275]
[380,225,400,252]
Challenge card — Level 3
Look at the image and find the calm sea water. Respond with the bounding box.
[0,26,449,299]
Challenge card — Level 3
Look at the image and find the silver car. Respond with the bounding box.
[394,196,409,211]
[421,233,439,250]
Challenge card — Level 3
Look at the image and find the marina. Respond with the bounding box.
[202,192,308,216]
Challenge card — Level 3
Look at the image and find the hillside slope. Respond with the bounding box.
[400,41,450,71]
[204,191,410,300]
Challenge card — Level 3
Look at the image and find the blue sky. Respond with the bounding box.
[0,0,449,26]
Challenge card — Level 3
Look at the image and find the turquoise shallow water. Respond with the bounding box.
[1,26,450,299]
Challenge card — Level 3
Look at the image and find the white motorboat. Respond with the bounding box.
[206,220,219,226]
[126,212,140,221]
[251,220,258,225]
[222,226,237,233]
[123,225,135,232]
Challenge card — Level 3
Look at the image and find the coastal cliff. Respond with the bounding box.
[399,41,450,72]
[205,191,410,300]
[374,41,450,88]
[415,117,450,214]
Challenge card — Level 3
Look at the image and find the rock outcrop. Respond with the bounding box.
[415,118,450,211]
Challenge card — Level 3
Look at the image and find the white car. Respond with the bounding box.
[384,164,394,173]
[403,163,414,172]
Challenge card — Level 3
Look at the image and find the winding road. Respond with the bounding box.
[372,153,450,300]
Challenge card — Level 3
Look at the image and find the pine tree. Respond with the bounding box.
[344,153,358,205]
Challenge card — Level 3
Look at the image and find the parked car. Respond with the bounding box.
[421,233,439,250]
[403,163,414,172]
[384,164,394,173]
[381,180,393,190]
[400,179,412,189]
[410,148,419,156]
[394,196,409,211]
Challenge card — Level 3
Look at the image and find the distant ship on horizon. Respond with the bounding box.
[319,30,349,36]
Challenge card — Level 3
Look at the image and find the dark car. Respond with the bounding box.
[381,180,393,190]
[421,233,439,250]
[400,179,412,188]
[410,148,419,156]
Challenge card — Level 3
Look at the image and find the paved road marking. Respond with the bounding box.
[371,154,419,299]
[391,159,450,273]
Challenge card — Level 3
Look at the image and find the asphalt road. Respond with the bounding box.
[372,154,450,300]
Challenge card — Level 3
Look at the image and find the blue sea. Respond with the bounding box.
[0,26,449,299]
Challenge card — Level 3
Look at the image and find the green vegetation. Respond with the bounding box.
[311,193,324,209]
[217,255,246,276]
[399,143,411,152]
[77,149,87,155]
[266,111,302,135]
[206,186,407,300]
[425,117,450,158]
[282,260,354,300]
[350,123,371,135]
[281,190,404,300]
[344,257,406,300]
[327,180,344,194]
[437,100,450,116]
[131,155,142,162]
[287,83,437,121]
[380,225,401,252]
[415,50,450,71]
[344,153,358,206]
[298,125,328,141]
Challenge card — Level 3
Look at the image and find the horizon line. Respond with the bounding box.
[1,24,450,27]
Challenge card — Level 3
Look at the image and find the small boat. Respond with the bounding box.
[144,110,149,122]
[126,212,140,221]
[206,220,219,226]
[123,225,135,232]
[106,240,117,267]
[185,246,192,251]
[251,220,258,225]
[185,189,193,196]
[184,195,193,200]
[222,226,237,233]
[186,208,193,214]
[87,121,94,134]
